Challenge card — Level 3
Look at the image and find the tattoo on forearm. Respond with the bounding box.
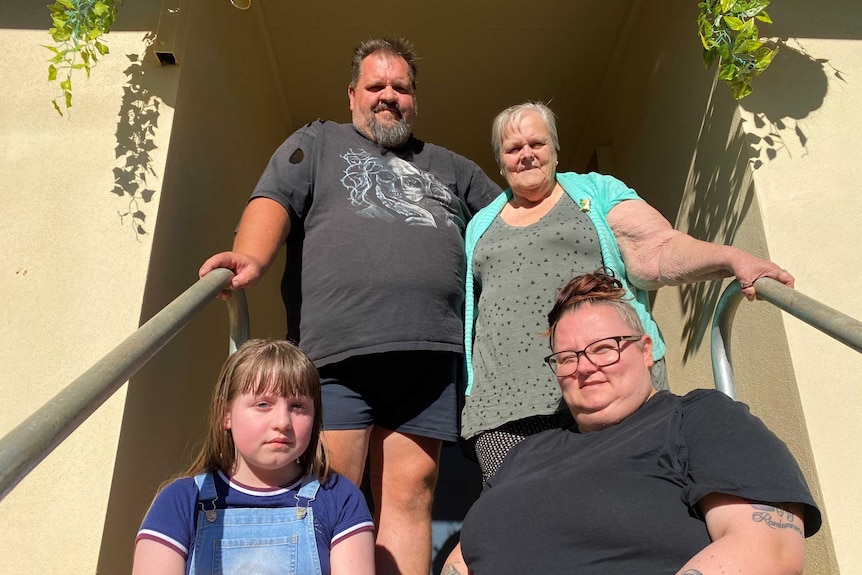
[750,503,803,536]
[681,570,703,575]
[443,563,466,575]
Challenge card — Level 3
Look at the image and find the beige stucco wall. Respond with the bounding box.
[0,2,175,572]
[569,1,859,572]
[739,33,862,574]
[94,1,291,572]
[0,1,288,573]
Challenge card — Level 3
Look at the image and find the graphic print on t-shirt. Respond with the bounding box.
[340,148,457,228]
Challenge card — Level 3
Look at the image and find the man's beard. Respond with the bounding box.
[367,114,412,148]
[362,101,416,148]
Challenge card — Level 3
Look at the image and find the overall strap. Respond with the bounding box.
[194,471,217,501]
[194,471,219,523]
[294,476,321,519]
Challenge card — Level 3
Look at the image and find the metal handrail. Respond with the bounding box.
[712,277,862,399]
[0,268,249,502]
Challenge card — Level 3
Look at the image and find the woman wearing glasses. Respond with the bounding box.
[461,101,795,481]
[444,270,820,575]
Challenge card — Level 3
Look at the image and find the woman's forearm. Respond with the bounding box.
[440,543,472,575]
[674,529,804,575]
[678,497,806,575]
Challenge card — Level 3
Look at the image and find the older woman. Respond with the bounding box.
[461,102,794,480]
[445,271,820,575]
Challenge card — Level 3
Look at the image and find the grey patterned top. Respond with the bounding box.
[461,194,603,439]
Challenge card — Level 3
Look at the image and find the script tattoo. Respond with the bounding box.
[442,563,466,575]
[750,503,803,536]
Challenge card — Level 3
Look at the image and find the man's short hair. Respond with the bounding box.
[351,37,418,90]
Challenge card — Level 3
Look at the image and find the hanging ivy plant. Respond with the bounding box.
[697,0,778,100]
[44,0,122,116]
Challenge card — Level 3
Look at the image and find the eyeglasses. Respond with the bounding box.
[544,335,642,377]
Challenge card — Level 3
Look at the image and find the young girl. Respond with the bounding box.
[133,339,375,575]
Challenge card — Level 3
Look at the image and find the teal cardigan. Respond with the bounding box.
[463,171,666,395]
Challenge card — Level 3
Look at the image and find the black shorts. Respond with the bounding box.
[318,351,461,442]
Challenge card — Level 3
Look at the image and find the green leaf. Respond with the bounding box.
[95,40,109,55]
[720,0,735,12]
[92,2,108,16]
[703,48,719,69]
[749,3,769,14]
[756,10,772,24]
[64,90,72,108]
[732,81,753,100]
[723,15,745,30]
[48,64,58,81]
[735,39,763,54]
[718,63,736,80]
[60,78,72,91]
[50,28,71,42]
[754,46,778,71]
[52,98,63,116]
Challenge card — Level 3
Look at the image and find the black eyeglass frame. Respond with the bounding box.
[544,335,643,376]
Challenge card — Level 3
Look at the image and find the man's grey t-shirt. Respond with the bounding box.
[251,120,500,366]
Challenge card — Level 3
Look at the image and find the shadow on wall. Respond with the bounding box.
[109,30,183,240]
[678,95,756,361]
[676,39,834,361]
[740,40,841,170]
[112,32,162,239]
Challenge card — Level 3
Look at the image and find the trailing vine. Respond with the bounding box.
[697,0,778,100]
[45,0,122,116]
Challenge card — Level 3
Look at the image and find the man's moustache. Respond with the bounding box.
[374,103,401,115]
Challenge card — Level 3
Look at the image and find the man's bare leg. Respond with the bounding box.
[371,428,442,575]
[321,427,374,486]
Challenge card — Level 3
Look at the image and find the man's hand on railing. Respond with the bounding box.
[199,251,264,300]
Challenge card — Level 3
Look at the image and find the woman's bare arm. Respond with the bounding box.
[675,493,806,575]
[607,200,793,299]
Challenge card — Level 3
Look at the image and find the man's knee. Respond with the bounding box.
[323,427,373,485]
[373,431,441,507]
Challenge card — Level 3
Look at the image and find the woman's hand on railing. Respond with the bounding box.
[199,252,264,300]
[730,252,794,301]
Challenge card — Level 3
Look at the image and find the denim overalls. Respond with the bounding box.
[189,472,324,575]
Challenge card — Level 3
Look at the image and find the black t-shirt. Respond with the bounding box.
[250,121,500,365]
[460,390,821,575]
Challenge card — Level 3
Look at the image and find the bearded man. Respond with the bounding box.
[200,37,500,575]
